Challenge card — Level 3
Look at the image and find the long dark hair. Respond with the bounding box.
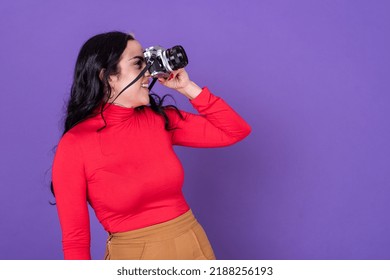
[50,31,183,197]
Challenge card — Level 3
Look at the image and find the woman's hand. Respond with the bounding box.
[158,68,202,100]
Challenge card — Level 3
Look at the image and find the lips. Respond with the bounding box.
[141,78,150,88]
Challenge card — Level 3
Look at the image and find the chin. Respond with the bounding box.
[142,95,150,106]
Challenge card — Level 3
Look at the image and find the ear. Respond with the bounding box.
[99,69,106,81]
[100,68,118,84]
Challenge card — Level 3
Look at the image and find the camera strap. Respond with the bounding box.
[148,77,158,91]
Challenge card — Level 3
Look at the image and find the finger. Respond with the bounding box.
[167,73,175,81]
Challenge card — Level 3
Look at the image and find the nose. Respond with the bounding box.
[144,64,150,78]
[143,71,151,84]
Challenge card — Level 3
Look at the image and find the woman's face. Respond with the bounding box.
[108,40,150,108]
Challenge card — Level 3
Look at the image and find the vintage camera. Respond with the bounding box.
[143,45,188,78]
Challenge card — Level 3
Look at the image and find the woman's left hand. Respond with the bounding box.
[158,68,202,100]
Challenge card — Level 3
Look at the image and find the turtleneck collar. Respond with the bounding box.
[93,103,137,123]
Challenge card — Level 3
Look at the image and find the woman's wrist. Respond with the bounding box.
[178,81,202,100]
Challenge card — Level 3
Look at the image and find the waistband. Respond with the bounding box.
[108,210,198,243]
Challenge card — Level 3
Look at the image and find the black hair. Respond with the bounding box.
[50,31,183,198]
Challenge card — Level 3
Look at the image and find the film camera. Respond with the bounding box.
[143,45,188,78]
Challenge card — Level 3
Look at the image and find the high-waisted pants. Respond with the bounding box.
[104,210,216,260]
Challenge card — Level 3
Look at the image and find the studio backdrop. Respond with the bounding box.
[0,0,389,259]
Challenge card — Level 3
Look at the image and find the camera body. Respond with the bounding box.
[143,45,188,78]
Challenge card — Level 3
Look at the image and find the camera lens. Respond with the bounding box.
[165,45,188,71]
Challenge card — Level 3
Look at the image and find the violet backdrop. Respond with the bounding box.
[0,0,389,259]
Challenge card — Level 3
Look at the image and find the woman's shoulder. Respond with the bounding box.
[58,118,100,146]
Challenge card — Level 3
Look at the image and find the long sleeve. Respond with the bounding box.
[52,133,91,260]
[167,87,251,147]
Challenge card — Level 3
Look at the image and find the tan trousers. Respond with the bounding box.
[104,210,216,260]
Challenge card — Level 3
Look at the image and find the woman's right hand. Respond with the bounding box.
[158,68,201,100]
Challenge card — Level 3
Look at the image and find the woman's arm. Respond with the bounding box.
[166,87,251,147]
[159,69,251,147]
[52,133,91,260]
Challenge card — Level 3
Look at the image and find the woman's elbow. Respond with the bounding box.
[226,124,252,145]
[243,123,252,138]
[237,122,252,141]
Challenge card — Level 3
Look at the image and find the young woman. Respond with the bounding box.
[52,31,251,260]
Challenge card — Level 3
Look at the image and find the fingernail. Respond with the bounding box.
[168,73,174,81]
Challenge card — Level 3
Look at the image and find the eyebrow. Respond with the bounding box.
[129,55,144,61]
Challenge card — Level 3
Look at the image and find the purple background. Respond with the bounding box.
[0,0,389,260]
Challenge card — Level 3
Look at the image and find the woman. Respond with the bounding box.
[52,31,251,260]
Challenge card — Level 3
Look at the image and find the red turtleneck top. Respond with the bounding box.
[52,87,251,259]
